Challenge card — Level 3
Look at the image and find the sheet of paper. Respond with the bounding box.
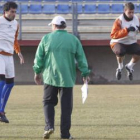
[81,82,88,104]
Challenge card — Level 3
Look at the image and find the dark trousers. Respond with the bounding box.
[43,84,73,138]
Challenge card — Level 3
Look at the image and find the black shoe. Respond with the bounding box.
[116,68,122,80]
[0,112,9,123]
[61,136,73,139]
[125,65,134,81]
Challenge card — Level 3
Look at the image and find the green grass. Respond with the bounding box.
[1,85,140,140]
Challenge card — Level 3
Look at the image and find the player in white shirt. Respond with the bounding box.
[110,2,140,81]
[0,1,24,123]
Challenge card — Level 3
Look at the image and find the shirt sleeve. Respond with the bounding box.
[14,24,21,53]
[75,38,90,77]
[33,36,45,74]
[110,19,128,39]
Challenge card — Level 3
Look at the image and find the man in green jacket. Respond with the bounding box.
[33,15,90,139]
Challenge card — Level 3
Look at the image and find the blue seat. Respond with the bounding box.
[59,0,71,1]
[98,0,111,2]
[30,0,42,1]
[125,0,137,1]
[72,0,83,1]
[43,0,56,1]
[57,4,70,14]
[29,4,42,14]
[17,5,28,14]
[85,0,97,1]
[17,0,29,1]
[84,4,96,14]
[134,4,138,13]
[98,4,110,14]
[113,0,124,1]
[111,4,123,14]
[137,4,140,13]
[72,4,83,14]
[3,0,17,1]
[77,4,83,14]
[0,5,3,14]
[42,5,55,14]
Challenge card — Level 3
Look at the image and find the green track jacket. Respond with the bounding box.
[33,30,90,87]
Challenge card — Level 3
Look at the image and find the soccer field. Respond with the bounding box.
[0,85,140,140]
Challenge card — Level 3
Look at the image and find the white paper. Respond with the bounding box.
[81,81,88,104]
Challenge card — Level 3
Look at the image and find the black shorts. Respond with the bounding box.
[112,43,140,57]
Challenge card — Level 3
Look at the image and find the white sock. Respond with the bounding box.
[126,61,135,70]
[118,62,123,69]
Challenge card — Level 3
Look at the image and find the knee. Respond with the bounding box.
[115,50,126,57]
[43,99,58,106]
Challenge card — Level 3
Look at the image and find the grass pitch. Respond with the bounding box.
[0,85,140,140]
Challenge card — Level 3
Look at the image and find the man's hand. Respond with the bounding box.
[83,76,90,84]
[34,73,42,85]
[18,52,24,64]
[127,26,135,32]
[136,26,140,31]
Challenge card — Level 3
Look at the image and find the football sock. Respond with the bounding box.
[0,83,14,112]
[126,61,135,70]
[0,81,5,110]
[118,62,123,70]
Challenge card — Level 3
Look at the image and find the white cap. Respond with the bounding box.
[48,16,66,26]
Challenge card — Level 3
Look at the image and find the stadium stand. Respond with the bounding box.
[17,4,28,14]
[97,4,110,14]
[98,0,111,1]
[59,0,71,1]
[43,0,56,1]
[135,4,139,13]
[84,4,96,14]
[42,4,55,14]
[29,4,42,14]
[111,4,124,14]
[72,0,83,1]
[30,0,41,1]
[17,0,29,2]
[77,4,83,14]
[0,5,3,14]
[85,0,97,1]
[57,4,70,14]
[1,0,140,41]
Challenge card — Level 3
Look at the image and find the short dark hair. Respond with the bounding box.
[124,2,135,10]
[55,21,67,29]
[3,1,18,12]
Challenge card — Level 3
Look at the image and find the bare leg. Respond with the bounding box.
[116,56,125,80]
[126,55,140,70]
[131,55,140,63]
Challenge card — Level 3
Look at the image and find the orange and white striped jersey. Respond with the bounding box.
[0,16,20,55]
[110,14,140,48]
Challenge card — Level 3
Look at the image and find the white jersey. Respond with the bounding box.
[0,16,18,54]
[110,14,139,45]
